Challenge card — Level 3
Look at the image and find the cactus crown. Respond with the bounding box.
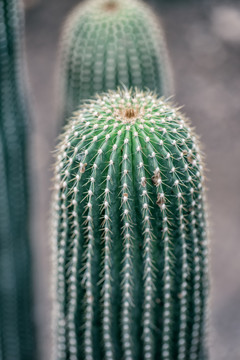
[51,90,209,360]
[103,1,119,11]
[58,0,173,123]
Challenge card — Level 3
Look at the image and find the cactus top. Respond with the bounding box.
[52,90,209,360]
[56,89,202,154]
[58,0,173,122]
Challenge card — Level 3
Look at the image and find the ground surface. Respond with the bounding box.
[24,0,240,359]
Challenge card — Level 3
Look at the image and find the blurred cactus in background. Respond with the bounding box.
[0,0,35,359]
[51,89,209,360]
[57,0,174,124]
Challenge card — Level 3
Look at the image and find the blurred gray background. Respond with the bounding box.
[23,0,240,359]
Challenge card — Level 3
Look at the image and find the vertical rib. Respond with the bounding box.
[120,129,134,360]
[132,128,155,359]
[101,131,121,359]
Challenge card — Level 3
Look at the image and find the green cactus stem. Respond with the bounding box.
[57,0,174,123]
[51,90,209,360]
[0,0,35,359]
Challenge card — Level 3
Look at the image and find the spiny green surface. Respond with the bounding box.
[51,90,209,360]
[0,0,35,359]
[57,0,173,123]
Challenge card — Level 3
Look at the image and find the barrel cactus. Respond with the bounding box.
[0,0,35,359]
[57,0,173,123]
[51,89,209,360]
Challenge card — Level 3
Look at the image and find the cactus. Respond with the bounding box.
[57,0,174,123]
[51,89,209,360]
[0,0,35,359]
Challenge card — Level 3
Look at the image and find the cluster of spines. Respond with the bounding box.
[51,90,209,360]
[57,0,173,122]
[0,0,35,359]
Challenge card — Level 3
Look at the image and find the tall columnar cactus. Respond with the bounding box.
[57,0,173,123]
[51,90,209,360]
[0,0,35,359]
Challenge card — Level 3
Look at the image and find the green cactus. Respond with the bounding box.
[0,0,35,359]
[57,0,174,123]
[51,89,209,360]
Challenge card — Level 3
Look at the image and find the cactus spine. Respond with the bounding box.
[57,0,173,123]
[0,0,35,359]
[51,90,209,360]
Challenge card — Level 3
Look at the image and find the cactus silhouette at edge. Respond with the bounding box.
[0,0,35,359]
